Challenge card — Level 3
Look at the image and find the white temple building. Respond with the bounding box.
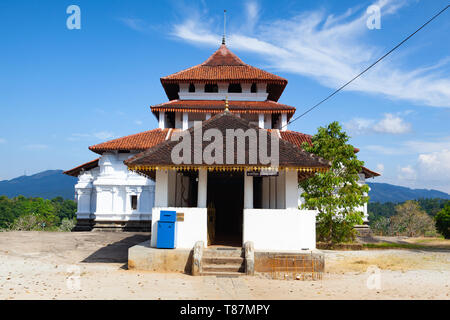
[64,42,379,254]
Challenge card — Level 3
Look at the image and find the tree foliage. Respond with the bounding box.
[389,201,436,237]
[435,204,450,239]
[299,121,369,244]
[368,198,450,221]
[370,200,437,237]
[369,199,450,237]
[0,195,77,231]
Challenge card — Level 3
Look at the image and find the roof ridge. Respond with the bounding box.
[201,44,246,66]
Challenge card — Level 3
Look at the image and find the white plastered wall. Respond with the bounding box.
[243,209,317,251]
[75,152,155,222]
[151,207,208,249]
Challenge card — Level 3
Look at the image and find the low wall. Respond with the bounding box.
[128,241,324,276]
[128,241,192,273]
[151,207,207,249]
[243,209,317,251]
[255,251,325,280]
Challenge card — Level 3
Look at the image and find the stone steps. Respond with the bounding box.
[203,256,244,265]
[200,247,246,276]
[200,271,244,277]
[203,263,245,273]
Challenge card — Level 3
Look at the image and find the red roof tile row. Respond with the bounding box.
[151,100,296,116]
[88,128,170,154]
[63,158,100,177]
[161,45,287,84]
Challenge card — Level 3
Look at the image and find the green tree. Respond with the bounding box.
[435,204,450,239]
[371,216,391,236]
[0,196,77,231]
[0,196,15,228]
[300,121,369,244]
[390,201,436,237]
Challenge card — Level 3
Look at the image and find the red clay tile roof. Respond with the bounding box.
[151,100,295,119]
[89,129,170,154]
[63,158,100,177]
[361,166,381,178]
[160,45,287,101]
[125,112,330,170]
[162,45,287,84]
[279,130,313,148]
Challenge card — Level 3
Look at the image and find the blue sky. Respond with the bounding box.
[0,0,449,192]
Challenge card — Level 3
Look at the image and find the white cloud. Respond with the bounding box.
[93,131,115,140]
[345,113,411,135]
[365,144,402,155]
[372,113,411,134]
[0,138,6,144]
[170,0,450,107]
[365,136,450,157]
[118,18,149,33]
[376,163,384,174]
[395,149,450,193]
[404,137,450,153]
[68,132,115,142]
[245,1,260,33]
[135,120,143,125]
[417,149,450,179]
[398,165,417,181]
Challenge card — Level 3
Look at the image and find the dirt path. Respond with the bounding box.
[0,231,448,300]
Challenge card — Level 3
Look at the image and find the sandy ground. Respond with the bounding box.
[0,231,448,300]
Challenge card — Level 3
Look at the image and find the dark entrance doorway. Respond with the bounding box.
[207,171,244,247]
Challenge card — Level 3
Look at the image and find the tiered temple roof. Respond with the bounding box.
[65,43,380,179]
[160,44,287,101]
[151,100,295,118]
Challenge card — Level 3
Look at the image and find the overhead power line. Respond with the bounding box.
[284,4,449,128]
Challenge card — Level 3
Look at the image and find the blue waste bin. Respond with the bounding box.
[156,210,177,249]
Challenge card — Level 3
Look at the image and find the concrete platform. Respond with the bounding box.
[128,241,325,277]
[128,240,193,274]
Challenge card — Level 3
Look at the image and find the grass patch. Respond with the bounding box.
[317,242,363,250]
[363,243,426,250]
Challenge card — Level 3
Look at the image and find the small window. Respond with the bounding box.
[205,83,218,93]
[228,83,242,93]
[131,195,138,210]
[189,83,195,92]
[251,83,257,93]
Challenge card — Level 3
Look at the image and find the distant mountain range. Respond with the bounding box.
[0,170,77,200]
[367,182,450,203]
[0,170,449,203]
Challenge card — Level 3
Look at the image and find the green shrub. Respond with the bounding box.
[435,205,450,239]
[8,214,49,231]
[58,218,76,232]
[389,201,436,237]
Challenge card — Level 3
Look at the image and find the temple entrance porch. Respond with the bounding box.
[207,171,244,247]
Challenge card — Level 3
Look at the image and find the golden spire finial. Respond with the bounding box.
[225,96,229,112]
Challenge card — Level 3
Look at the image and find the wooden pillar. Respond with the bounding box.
[285,169,299,209]
[258,113,264,129]
[244,171,253,209]
[159,111,165,129]
[197,169,207,208]
[281,113,287,131]
[182,112,189,130]
[155,169,169,207]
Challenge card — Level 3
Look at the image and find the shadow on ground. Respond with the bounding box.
[82,234,149,263]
